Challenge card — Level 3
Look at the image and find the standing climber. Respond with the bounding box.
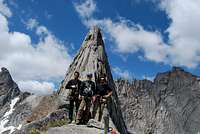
[92,74,112,122]
[76,73,96,125]
[65,71,82,123]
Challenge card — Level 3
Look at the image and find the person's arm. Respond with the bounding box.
[105,91,112,98]
[104,85,112,98]
[79,82,84,100]
[65,80,72,89]
[95,84,100,97]
[77,80,82,93]
[92,82,96,102]
[92,82,96,95]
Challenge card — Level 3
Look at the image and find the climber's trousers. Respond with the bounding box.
[92,97,107,122]
[98,101,106,122]
[76,97,91,124]
[91,96,100,119]
[69,97,80,121]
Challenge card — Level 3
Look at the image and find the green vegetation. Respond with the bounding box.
[27,119,67,133]
[47,118,67,128]
[27,129,40,134]
[40,118,67,131]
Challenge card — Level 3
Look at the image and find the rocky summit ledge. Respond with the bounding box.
[42,124,104,134]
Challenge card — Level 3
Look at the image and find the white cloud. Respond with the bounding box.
[0,6,72,94]
[0,0,12,17]
[74,0,96,19]
[112,67,132,79]
[36,25,48,36]
[159,0,200,68]
[74,0,200,68]
[94,18,169,63]
[18,80,54,95]
[26,18,39,30]
[142,75,155,81]
[26,18,49,36]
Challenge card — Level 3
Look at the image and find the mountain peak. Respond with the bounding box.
[0,67,12,82]
[90,25,101,33]
[58,27,128,133]
[0,67,20,109]
[171,66,184,72]
[1,67,9,72]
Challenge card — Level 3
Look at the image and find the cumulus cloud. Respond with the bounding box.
[26,18,39,30]
[93,18,169,63]
[112,67,132,79]
[0,3,72,94]
[74,0,96,19]
[74,0,200,68]
[0,0,12,17]
[159,0,200,68]
[18,81,55,95]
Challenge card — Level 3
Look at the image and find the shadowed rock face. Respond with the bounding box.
[58,26,128,134]
[0,68,67,134]
[0,67,20,109]
[0,68,30,132]
[0,67,23,127]
[0,68,57,134]
[115,67,200,134]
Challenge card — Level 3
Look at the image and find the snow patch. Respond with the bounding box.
[3,98,19,117]
[0,97,22,134]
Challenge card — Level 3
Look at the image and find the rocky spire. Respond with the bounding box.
[58,26,128,134]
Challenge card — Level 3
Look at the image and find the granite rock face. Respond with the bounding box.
[58,26,128,134]
[115,67,200,134]
[43,124,104,134]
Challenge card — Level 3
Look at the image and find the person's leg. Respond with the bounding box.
[91,96,99,119]
[76,99,86,124]
[103,104,109,134]
[68,99,74,123]
[83,98,92,124]
[75,98,80,118]
[98,102,105,122]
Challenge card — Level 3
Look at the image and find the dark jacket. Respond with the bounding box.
[96,83,112,96]
[79,80,96,97]
[65,79,82,96]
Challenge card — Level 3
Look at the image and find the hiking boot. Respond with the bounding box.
[72,120,76,124]
[67,119,72,124]
[76,119,81,125]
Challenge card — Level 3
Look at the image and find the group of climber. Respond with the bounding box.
[65,71,112,125]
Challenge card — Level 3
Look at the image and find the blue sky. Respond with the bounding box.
[0,0,200,94]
